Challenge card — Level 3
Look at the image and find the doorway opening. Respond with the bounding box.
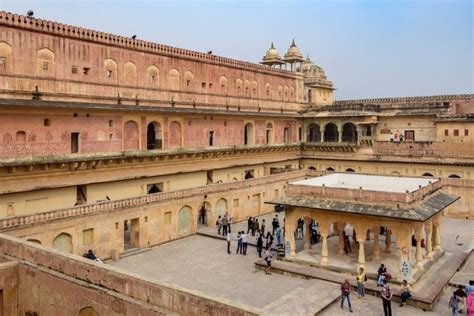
[76,185,87,205]
[71,132,79,153]
[124,218,140,250]
[147,183,163,194]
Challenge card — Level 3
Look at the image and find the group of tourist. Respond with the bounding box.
[449,281,474,316]
[216,212,233,236]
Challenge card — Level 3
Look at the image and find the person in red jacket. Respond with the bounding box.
[340,279,353,313]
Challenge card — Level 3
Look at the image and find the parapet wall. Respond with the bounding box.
[0,234,259,316]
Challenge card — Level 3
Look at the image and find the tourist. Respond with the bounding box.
[236,231,242,255]
[256,232,263,257]
[340,279,353,313]
[400,134,404,142]
[400,280,411,306]
[83,249,103,264]
[272,215,280,235]
[449,291,460,316]
[344,232,352,254]
[466,280,474,295]
[199,205,206,224]
[275,226,282,246]
[266,231,274,249]
[227,213,233,234]
[389,133,394,142]
[247,217,253,234]
[466,281,474,315]
[377,264,387,286]
[216,215,222,235]
[251,218,256,236]
[242,231,248,255]
[264,247,273,275]
[222,214,229,236]
[254,218,260,237]
[455,285,466,313]
[261,219,266,236]
[356,267,366,298]
[380,278,392,316]
[226,231,232,255]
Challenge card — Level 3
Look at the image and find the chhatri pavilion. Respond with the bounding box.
[267,173,459,283]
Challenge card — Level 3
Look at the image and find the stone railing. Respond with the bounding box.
[0,169,310,230]
[373,141,474,159]
[334,94,473,105]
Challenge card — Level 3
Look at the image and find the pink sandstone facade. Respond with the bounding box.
[0,10,472,316]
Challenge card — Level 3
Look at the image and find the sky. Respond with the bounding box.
[0,0,472,99]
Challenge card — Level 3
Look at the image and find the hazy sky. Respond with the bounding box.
[1,0,472,99]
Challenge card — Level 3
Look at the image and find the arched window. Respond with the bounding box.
[177,205,193,236]
[307,123,321,142]
[123,120,139,151]
[147,121,162,149]
[53,232,73,253]
[308,166,316,170]
[147,65,160,88]
[168,69,180,90]
[345,168,355,173]
[422,173,434,177]
[324,123,338,142]
[326,167,335,172]
[44,118,51,126]
[169,121,182,148]
[448,174,461,179]
[342,122,358,142]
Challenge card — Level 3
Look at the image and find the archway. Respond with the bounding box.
[177,205,193,236]
[308,166,316,170]
[346,168,355,173]
[124,120,139,151]
[26,239,42,245]
[214,198,228,223]
[78,306,99,316]
[244,123,254,145]
[326,167,335,172]
[422,173,434,177]
[198,201,211,227]
[147,121,162,149]
[448,174,461,179]
[53,233,73,253]
[324,123,338,142]
[307,123,321,142]
[342,123,358,142]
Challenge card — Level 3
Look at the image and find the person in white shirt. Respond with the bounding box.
[226,232,232,255]
[264,247,273,275]
[241,232,248,255]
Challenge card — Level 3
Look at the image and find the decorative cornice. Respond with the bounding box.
[334,94,473,105]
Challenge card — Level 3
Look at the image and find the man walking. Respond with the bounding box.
[340,279,353,313]
[275,226,282,246]
[226,231,232,255]
[236,231,242,255]
[272,215,280,235]
[380,279,393,316]
[261,219,266,236]
[247,217,253,234]
[242,231,248,255]
[216,215,222,235]
[257,232,263,257]
[222,214,228,236]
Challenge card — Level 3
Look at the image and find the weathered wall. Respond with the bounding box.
[0,259,18,316]
[0,235,259,316]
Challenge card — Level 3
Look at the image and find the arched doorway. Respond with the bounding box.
[307,123,321,142]
[53,233,73,253]
[214,198,228,223]
[345,168,355,173]
[448,174,461,178]
[147,122,162,149]
[324,123,338,142]
[308,166,316,170]
[79,306,99,316]
[422,173,434,177]
[326,167,335,172]
[177,205,193,236]
[124,120,139,151]
[244,123,254,145]
[342,123,358,142]
[198,201,211,228]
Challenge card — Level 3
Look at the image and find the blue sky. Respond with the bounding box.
[1,0,472,99]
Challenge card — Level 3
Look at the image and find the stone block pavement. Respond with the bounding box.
[109,234,340,315]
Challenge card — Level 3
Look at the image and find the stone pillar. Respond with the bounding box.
[385,229,392,253]
[321,233,329,265]
[373,230,381,260]
[286,210,297,257]
[338,227,345,255]
[397,227,412,282]
[366,228,371,241]
[432,216,442,252]
[424,221,433,259]
[338,125,342,143]
[414,224,424,269]
[358,239,366,268]
[304,218,312,250]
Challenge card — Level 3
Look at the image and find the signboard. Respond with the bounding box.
[400,260,411,281]
[285,240,291,257]
[379,128,391,135]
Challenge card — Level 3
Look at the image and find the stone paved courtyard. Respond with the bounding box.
[110,216,473,315]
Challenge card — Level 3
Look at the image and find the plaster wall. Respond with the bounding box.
[376,116,436,142]
[436,121,473,143]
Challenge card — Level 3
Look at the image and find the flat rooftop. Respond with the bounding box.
[291,173,437,193]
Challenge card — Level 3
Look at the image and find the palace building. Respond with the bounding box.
[0,11,472,315]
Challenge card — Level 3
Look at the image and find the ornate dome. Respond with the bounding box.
[284,39,304,60]
[263,42,281,61]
